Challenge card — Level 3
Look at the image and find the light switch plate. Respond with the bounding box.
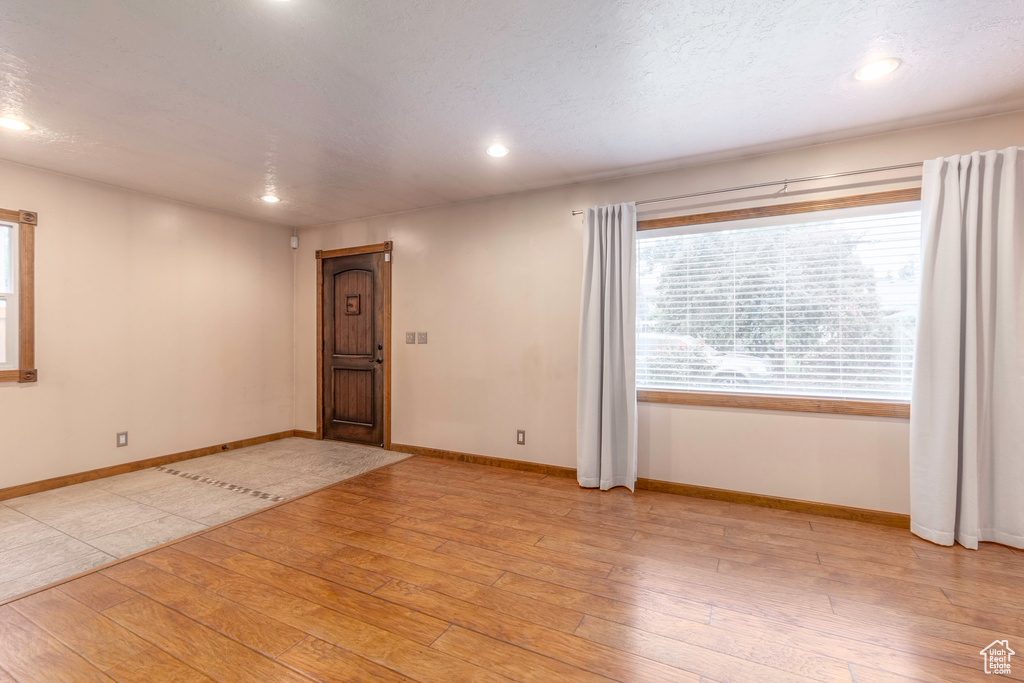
[517,430,526,445]
[117,432,129,448]
[405,332,416,344]
[417,332,428,344]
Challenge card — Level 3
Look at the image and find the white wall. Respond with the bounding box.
[295,109,1024,514]
[0,161,295,490]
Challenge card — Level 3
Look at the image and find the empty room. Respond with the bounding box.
[0,1,1022,681]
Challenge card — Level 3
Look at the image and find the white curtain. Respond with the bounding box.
[577,202,637,491]
[911,146,1024,549]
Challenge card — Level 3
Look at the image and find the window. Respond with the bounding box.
[0,208,37,383]
[0,220,17,370]
[637,202,921,404]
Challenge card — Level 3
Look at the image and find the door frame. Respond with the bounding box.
[316,241,393,448]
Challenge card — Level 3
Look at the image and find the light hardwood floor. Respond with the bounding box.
[0,455,1021,682]
[0,438,406,602]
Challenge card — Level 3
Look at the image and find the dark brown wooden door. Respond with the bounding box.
[322,252,386,445]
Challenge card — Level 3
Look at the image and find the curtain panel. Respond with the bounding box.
[911,146,1024,549]
[578,202,638,491]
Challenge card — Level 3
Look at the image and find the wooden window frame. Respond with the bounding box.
[637,188,920,418]
[315,241,392,446]
[0,208,37,383]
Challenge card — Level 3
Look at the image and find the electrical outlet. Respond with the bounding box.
[405,332,416,344]
[417,332,428,344]
[116,432,129,448]
[516,430,526,445]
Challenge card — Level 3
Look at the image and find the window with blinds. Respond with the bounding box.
[0,221,16,369]
[637,206,921,401]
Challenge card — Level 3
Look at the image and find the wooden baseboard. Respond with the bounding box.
[3,431,908,529]
[390,443,577,479]
[392,442,909,528]
[635,477,910,528]
[0,430,298,502]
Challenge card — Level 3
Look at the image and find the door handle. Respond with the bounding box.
[369,357,383,364]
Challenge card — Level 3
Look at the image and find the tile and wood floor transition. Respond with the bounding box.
[0,438,407,603]
[1,454,1022,681]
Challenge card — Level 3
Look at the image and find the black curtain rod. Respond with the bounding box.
[570,161,924,216]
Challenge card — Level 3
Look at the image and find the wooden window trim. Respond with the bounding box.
[636,188,921,418]
[636,187,921,231]
[638,390,909,418]
[0,208,37,383]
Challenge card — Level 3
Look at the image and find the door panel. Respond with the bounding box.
[322,251,386,445]
[333,270,374,356]
[332,368,374,424]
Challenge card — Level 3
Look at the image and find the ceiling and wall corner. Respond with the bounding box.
[0,1,1021,227]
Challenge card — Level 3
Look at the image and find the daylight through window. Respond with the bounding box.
[637,206,921,401]
[0,221,18,369]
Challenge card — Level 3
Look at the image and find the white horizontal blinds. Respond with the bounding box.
[0,222,16,368]
[637,209,921,400]
[0,223,11,293]
[0,299,6,365]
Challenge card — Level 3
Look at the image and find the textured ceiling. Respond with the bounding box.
[0,0,1022,226]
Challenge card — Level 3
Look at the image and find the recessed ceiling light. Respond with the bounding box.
[855,58,901,81]
[0,117,31,131]
[486,144,510,158]
[261,195,281,203]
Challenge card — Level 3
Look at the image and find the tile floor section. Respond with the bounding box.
[0,437,407,602]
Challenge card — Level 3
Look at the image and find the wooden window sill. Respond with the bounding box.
[637,389,910,418]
